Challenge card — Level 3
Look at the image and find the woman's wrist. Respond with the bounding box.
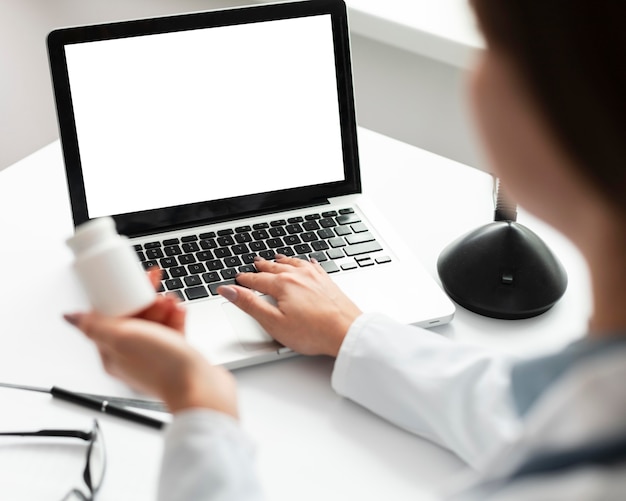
[164,361,239,418]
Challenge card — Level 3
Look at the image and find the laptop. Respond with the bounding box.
[48,0,455,369]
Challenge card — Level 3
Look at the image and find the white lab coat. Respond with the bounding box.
[158,313,626,501]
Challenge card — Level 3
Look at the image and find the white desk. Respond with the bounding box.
[0,128,590,500]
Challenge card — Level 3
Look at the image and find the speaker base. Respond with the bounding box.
[437,221,568,320]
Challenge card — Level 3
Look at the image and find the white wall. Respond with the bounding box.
[0,0,246,171]
[1,0,484,172]
[350,33,484,170]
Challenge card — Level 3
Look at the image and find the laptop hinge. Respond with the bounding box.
[126,197,331,238]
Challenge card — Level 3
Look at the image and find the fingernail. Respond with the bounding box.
[218,285,238,302]
[63,313,83,327]
[310,257,318,264]
[274,253,286,260]
[254,255,265,262]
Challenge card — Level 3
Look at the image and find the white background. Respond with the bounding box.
[65,14,345,218]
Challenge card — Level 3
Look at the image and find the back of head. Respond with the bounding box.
[471,0,626,217]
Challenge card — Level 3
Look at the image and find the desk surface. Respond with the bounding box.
[0,128,590,500]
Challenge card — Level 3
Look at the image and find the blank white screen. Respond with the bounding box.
[65,14,345,218]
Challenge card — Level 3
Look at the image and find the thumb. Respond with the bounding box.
[217,285,280,326]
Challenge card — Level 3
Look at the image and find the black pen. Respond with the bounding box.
[0,382,167,430]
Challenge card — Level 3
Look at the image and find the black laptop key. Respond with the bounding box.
[170,266,187,278]
[217,228,234,236]
[224,256,242,268]
[287,216,303,223]
[317,228,334,240]
[202,271,220,283]
[344,241,383,256]
[339,208,355,215]
[346,232,375,245]
[164,245,182,256]
[144,242,161,249]
[351,222,369,233]
[294,243,312,254]
[221,268,238,280]
[196,251,214,261]
[329,237,346,248]
[238,264,256,273]
[267,238,283,248]
[269,226,287,237]
[185,285,209,300]
[184,275,203,287]
[178,254,196,265]
[327,248,345,260]
[235,225,252,233]
[259,250,275,260]
[235,233,252,243]
[208,279,237,296]
[276,247,295,257]
[303,220,320,231]
[214,248,232,259]
[252,222,269,230]
[159,257,178,268]
[320,261,340,274]
[165,278,184,290]
[181,235,198,242]
[252,229,270,241]
[146,248,164,259]
[249,241,267,252]
[337,214,361,225]
[200,238,217,250]
[322,210,338,217]
[242,253,257,264]
[206,259,224,271]
[270,219,286,226]
[163,238,180,245]
[309,251,328,262]
[199,231,216,239]
[284,235,301,246]
[312,240,329,251]
[182,242,200,253]
[188,263,206,275]
[166,290,185,301]
[136,251,146,262]
[217,235,235,247]
[231,244,249,255]
[142,260,158,270]
[305,213,321,220]
[286,224,303,234]
[319,218,337,228]
[301,232,317,242]
[334,226,352,236]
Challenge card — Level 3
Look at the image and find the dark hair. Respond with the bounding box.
[471,0,626,215]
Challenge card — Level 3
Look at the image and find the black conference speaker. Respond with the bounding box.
[437,180,568,320]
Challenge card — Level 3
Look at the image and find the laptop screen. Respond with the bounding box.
[49,0,360,236]
[65,14,344,219]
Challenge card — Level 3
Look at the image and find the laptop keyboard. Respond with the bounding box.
[133,207,391,302]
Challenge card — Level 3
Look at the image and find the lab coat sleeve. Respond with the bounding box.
[332,313,522,471]
[158,409,264,501]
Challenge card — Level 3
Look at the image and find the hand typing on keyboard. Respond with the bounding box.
[217,254,362,357]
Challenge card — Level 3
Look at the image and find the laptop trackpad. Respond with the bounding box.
[221,297,278,351]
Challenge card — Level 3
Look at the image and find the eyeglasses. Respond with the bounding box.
[0,419,106,500]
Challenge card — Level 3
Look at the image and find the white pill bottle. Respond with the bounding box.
[66,217,155,316]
